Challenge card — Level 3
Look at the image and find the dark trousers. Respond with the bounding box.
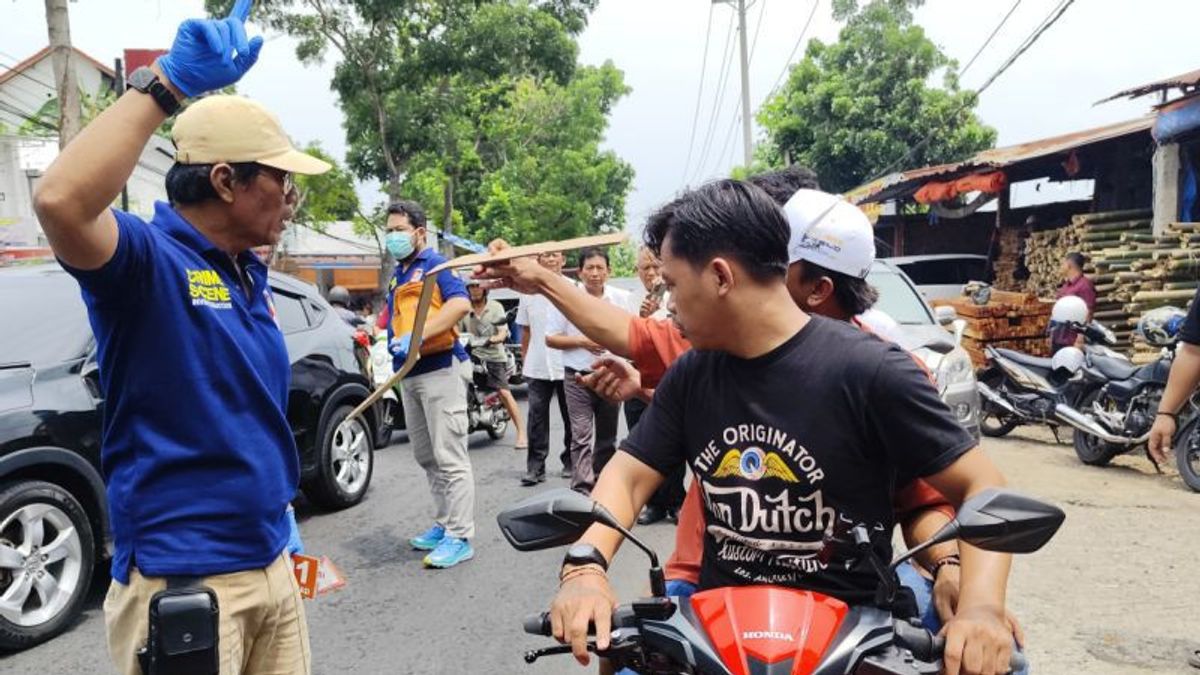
[624,398,685,510]
[526,377,572,477]
[564,369,620,494]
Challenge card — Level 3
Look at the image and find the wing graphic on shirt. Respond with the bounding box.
[764,453,800,483]
[712,450,742,478]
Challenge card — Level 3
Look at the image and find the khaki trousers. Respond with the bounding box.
[104,553,311,675]
[400,364,476,539]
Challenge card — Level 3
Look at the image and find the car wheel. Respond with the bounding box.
[0,480,95,651]
[305,404,375,510]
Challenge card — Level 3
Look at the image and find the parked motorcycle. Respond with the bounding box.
[977,301,1197,472]
[498,487,1063,674]
[369,333,403,447]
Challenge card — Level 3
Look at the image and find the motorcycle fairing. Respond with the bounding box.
[686,586,849,675]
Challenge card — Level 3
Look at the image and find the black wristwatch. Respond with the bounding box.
[126,67,182,116]
[562,543,608,572]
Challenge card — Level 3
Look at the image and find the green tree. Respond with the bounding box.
[206,0,629,246]
[293,142,359,228]
[757,0,996,194]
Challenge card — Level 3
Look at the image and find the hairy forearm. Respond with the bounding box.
[925,449,1010,611]
[536,275,633,358]
[577,452,663,564]
[902,508,959,570]
[1160,343,1200,414]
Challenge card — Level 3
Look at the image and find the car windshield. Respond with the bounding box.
[868,267,933,325]
[0,272,92,366]
[897,258,988,285]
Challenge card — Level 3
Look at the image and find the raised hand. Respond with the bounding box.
[156,0,264,97]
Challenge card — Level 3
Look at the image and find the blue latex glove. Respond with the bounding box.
[156,0,264,98]
[285,507,304,556]
[389,333,413,361]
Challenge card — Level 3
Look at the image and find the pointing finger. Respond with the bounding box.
[229,0,253,22]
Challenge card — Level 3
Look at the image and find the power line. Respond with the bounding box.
[0,100,55,132]
[680,4,716,184]
[958,0,1021,78]
[748,0,767,63]
[860,0,1076,188]
[690,12,738,184]
[767,0,820,97]
[974,0,1074,96]
[0,52,59,92]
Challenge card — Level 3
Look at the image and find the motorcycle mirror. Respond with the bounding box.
[496,488,670,597]
[892,489,1065,568]
[496,488,618,551]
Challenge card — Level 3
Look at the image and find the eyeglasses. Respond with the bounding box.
[258,166,295,199]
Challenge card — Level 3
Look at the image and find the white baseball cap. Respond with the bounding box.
[781,189,875,279]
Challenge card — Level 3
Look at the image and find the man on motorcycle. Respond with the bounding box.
[527,181,1014,675]
[480,176,987,643]
[460,280,528,448]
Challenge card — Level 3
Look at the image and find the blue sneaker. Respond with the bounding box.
[410,523,445,551]
[423,536,474,568]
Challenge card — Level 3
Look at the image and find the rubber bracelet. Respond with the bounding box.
[559,563,606,584]
[559,567,606,587]
[931,555,961,580]
[1156,411,1178,421]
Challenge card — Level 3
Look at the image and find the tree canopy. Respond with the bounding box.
[757,0,996,193]
[207,0,631,245]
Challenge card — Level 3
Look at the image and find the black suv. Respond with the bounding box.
[0,264,381,650]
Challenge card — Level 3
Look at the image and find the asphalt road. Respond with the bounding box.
[4,396,1196,674]
[0,392,677,674]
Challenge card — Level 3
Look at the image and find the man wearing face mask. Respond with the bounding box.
[384,200,476,568]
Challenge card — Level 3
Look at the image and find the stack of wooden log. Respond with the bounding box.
[992,226,1028,291]
[932,290,1053,368]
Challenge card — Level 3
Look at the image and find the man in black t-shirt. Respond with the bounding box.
[550,180,1015,675]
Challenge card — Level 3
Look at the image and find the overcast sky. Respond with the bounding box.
[3,0,1196,228]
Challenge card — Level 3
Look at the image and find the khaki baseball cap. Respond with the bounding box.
[172,95,331,175]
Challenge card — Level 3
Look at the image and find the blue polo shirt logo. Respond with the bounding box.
[62,201,298,585]
[187,268,233,309]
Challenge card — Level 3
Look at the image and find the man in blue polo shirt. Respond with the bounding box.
[33,4,324,672]
[385,200,476,568]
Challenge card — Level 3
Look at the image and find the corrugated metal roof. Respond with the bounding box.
[849,115,1154,205]
[1098,68,1200,104]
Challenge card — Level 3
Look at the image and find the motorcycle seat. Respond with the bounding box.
[1089,354,1140,381]
[993,348,1054,373]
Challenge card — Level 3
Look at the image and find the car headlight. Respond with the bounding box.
[936,350,975,388]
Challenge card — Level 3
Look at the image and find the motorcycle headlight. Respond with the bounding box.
[936,350,975,388]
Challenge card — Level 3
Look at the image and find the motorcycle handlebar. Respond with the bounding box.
[524,612,554,636]
[893,621,1027,673]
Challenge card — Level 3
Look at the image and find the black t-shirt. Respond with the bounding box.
[620,316,976,605]
[1178,288,1200,345]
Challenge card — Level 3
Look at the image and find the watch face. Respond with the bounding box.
[567,544,592,558]
[127,67,156,91]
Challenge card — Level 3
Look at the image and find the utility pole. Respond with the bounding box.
[43,0,81,148]
[714,0,755,167]
[114,57,129,211]
[735,0,753,167]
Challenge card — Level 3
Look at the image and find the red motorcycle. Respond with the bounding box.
[498,488,1063,675]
